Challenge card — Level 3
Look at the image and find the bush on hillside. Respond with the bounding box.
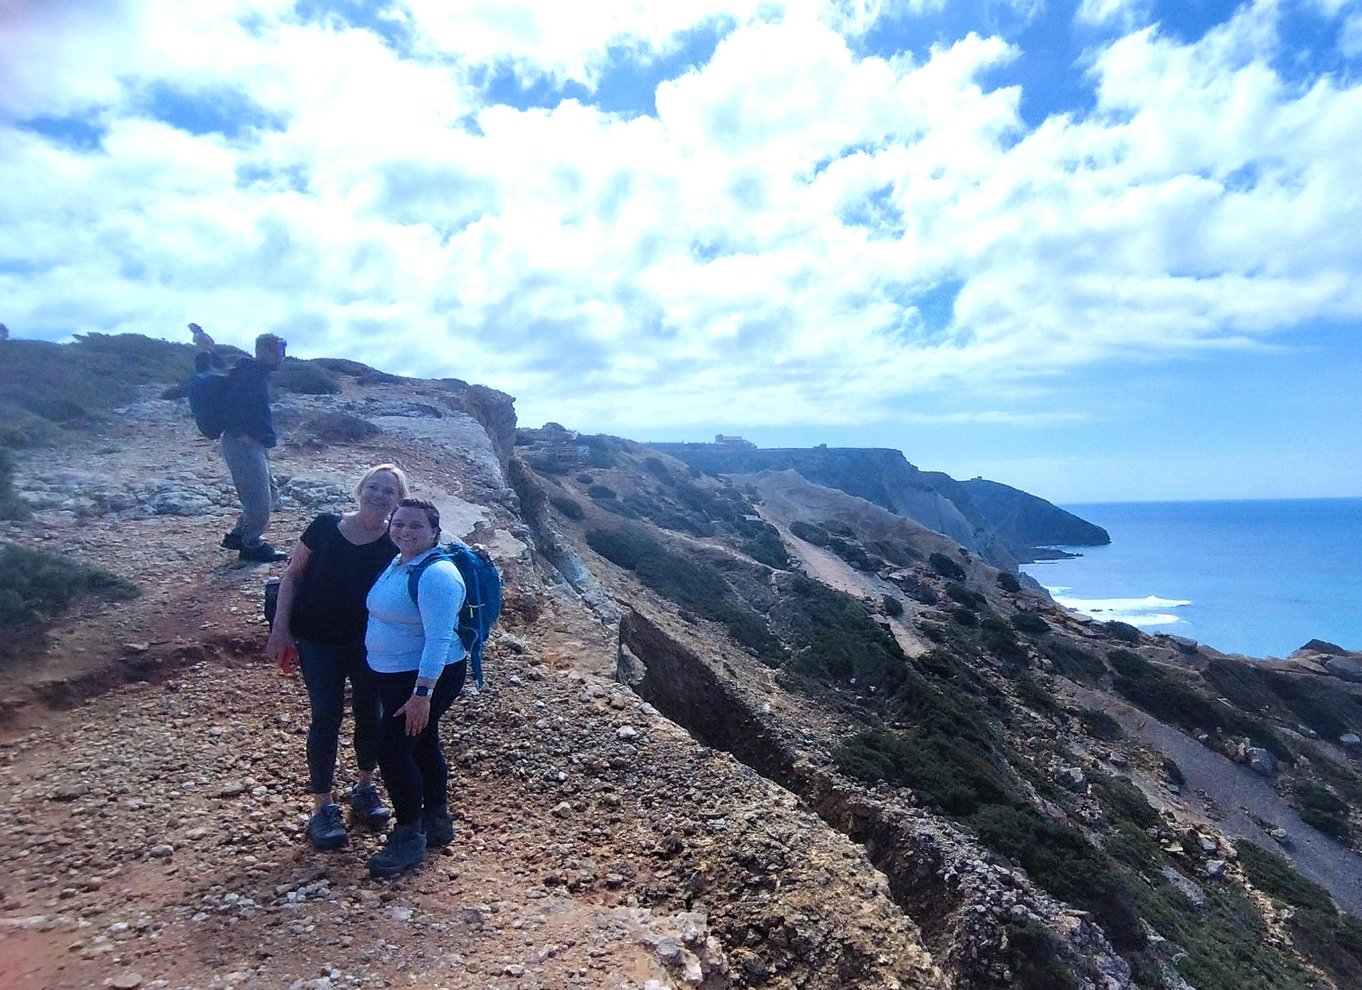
[0,450,31,520]
[1294,781,1352,841]
[928,551,966,581]
[0,544,139,665]
[1103,620,1142,643]
[1011,611,1049,636]
[549,495,585,520]
[273,360,341,395]
[790,520,829,546]
[997,571,1022,593]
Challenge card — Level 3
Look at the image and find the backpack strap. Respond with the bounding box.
[405,549,447,607]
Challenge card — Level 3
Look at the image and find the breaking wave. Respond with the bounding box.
[1047,590,1193,628]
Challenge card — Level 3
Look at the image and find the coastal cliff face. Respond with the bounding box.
[1,334,1361,990]
[646,443,1107,567]
[924,474,1112,552]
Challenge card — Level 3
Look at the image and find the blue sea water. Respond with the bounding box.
[1020,498,1362,660]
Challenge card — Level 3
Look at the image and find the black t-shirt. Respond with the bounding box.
[289,513,397,645]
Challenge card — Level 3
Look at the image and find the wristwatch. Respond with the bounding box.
[413,685,432,698]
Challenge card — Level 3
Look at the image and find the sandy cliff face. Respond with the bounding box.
[2,338,1361,990]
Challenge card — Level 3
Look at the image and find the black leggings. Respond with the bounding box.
[297,637,381,795]
[372,661,465,827]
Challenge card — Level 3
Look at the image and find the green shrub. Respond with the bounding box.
[1011,611,1049,636]
[997,571,1022,593]
[980,615,1027,666]
[739,521,789,569]
[1109,654,1295,761]
[789,520,829,546]
[1000,918,1077,990]
[1293,781,1351,841]
[1104,620,1142,643]
[1161,756,1186,787]
[1092,773,1158,828]
[270,359,341,395]
[946,582,984,609]
[1236,841,1335,913]
[929,551,966,581]
[298,411,379,444]
[1204,657,1362,741]
[771,576,909,695]
[1039,639,1107,684]
[1236,840,1362,982]
[1013,672,1060,715]
[836,727,1016,816]
[549,495,585,520]
[585,526,779,657]
[951,606,978,627]
[1078,709,1124,741]
[0,450,30,520]
[576,473,595,484]
[0,335,194,447]
[970,804,1145,950]
[881,595,904,618]
[587,484,617,500]
[0,545,139,665]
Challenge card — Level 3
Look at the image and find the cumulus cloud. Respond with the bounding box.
[2,0,1361,454]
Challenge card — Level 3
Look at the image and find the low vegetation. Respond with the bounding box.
[0,544,139,665]
[1236,841,1362,987]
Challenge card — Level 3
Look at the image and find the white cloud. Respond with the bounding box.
[1073,0,1152,31]
[2,0,1362,458]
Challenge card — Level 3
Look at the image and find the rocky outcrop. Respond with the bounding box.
[921,474,1110,555]
[648,444,993,562]
[647,443,1106,568]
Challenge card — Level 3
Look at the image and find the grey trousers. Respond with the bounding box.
[220,432,274,547]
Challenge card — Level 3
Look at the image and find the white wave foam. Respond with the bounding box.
[1050,594,1192,628]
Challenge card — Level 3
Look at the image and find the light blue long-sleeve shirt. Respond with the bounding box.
[365,549,466,680]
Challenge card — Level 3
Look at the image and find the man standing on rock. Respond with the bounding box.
[197,328,289,563]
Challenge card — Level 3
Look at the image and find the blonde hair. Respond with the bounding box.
[354,463,410,502]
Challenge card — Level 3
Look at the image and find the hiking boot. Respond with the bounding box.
[349,782,391,828]
[423,806,453,847]
[220,532,243,550]
[239,542,287,563]
[367,824,426,879]
[305,803,348,851]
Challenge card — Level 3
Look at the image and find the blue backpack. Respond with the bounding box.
[187,371,233,439]
[406,541,503,689]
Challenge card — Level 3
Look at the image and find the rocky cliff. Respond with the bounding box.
[645,443,1107,566]
[1,334,1361,990]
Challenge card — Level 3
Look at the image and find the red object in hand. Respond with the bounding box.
[279,646,300,675]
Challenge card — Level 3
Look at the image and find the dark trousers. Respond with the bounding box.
[297,638,382,795]
[373,661,465,827]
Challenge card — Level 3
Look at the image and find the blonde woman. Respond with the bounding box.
[265,464,410,851]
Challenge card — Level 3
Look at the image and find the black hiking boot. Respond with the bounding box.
[305,803,348,851]
[239,541,287,563]
[220,532,243,550]
[423,806,453,847]
[367,824,426,879]
[348,782,391,829]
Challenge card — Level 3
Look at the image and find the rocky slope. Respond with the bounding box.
[1,335,1361,990]
[644,443,1109,565]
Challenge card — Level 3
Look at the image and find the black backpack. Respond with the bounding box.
[187,371,233,439]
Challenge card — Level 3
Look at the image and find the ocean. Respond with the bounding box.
[1019,497,1362,660]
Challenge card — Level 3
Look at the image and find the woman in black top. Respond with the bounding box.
[265,464,410,851]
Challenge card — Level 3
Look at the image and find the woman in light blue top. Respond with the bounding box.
[364,498,467,879]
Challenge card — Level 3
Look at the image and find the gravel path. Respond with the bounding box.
[1066,683,1362,917]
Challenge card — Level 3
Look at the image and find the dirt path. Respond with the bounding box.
[1065,683,1362,917]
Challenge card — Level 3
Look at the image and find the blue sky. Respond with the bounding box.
[2,0,1361,502]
